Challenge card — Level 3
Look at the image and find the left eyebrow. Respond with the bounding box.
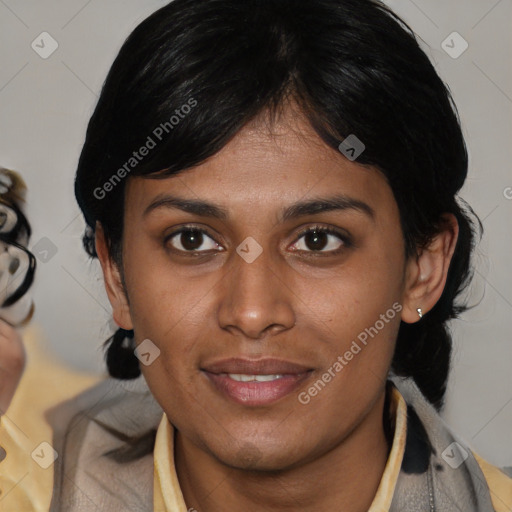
[142,193,375,222]
[280,194,375,223]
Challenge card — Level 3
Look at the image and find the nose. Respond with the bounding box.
[217,244,296,340]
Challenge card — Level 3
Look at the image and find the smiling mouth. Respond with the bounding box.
[200,357,314,405]
[201,368,313,406]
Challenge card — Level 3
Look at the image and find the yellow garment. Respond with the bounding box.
[474,452,512,512]
[0,324,101,512]
[153,385,409,511]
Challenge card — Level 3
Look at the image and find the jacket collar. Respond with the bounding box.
[389,375,495,511]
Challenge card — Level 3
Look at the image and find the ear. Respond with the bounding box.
[401,213,459,323]
[95,222,133,330]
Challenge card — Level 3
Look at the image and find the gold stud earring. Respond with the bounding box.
[417,308,423,319]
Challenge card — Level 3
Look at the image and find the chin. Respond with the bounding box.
[218,441,304,473]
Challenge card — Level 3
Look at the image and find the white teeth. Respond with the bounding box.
[227,374,284,382]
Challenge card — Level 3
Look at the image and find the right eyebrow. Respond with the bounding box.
[143,194,229,220]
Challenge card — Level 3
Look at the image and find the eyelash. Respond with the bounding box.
[164,224,353,256]
[293,225,353,255]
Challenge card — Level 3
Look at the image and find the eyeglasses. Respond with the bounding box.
[0,200,31,242]
[0,239,35,309]
[0,168,36,321]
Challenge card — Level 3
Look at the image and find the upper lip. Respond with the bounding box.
[201,357,313,375]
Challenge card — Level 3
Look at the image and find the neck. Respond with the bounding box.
[174,388,391,512]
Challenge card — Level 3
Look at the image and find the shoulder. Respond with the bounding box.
[0,324,102,512]
[1,324,163,512]
[390,376,506,511]
[48,374,163,511]
[473,452,512,512]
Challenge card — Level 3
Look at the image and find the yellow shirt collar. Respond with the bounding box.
[154,384,408,511]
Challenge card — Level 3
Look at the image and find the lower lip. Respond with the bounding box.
[203,371,312,406]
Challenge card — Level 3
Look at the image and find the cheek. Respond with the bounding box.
[299,241,403,335]
[306,281,400,388]
[295,286,401,435]
[293,238,404,391]
[125,260,220,396]
[124,239,209,331]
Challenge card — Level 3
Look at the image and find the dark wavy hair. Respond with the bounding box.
[75,0,481,411]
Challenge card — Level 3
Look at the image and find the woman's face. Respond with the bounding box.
[114,109,410,470]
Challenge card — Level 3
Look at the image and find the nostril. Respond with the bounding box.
[9,257,20,275]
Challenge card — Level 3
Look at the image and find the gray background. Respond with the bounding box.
[0,0,511,466]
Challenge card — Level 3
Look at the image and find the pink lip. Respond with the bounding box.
[201,357,313,406]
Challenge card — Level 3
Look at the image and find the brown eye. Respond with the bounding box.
[166,228,221,253]
[303,230,329,251]
[291,226,351,254]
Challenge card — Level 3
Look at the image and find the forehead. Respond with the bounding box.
[124,110,394,219]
